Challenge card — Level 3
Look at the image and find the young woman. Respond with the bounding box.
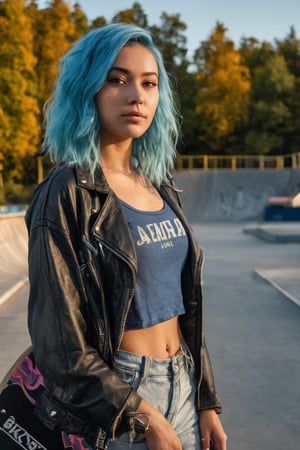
[26,23,227,450]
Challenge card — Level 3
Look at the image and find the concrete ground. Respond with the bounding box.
[0,215,299,449]
[0,214,28,306]
[193,223,300,450]
[0,283,30,383]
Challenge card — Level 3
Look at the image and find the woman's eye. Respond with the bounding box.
[108,77,125,84]
[144,81,158,88]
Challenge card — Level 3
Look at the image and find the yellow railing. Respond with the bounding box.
[0,152,299,188]
[176,152,300,171]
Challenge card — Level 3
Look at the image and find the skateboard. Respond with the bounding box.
[0,347,91,449]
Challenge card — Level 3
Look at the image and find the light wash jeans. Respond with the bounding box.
[107,343,200,450]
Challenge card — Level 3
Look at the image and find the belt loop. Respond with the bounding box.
[180,342,192,371]
[140,356,151,385]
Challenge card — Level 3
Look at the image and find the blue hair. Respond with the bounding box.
[43,23,180,186]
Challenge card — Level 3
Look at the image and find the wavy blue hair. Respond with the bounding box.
[43,23,180,186]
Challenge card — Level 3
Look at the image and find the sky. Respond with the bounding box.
[38,0,300,57]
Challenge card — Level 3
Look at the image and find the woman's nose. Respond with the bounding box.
[129,96,144,105]
[128,84,144,104]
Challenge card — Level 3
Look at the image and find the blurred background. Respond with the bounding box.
[1,0,300,203]
[0,2,300,450]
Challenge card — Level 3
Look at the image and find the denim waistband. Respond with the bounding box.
[114,342,193,376]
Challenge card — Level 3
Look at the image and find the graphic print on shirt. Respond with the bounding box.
[136,217,186,249]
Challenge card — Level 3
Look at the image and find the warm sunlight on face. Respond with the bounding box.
[95,45,159,145]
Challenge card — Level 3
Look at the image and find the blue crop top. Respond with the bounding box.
[120,199,189,330]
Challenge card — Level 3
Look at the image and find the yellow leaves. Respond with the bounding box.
[0,0,40,180]
[0,107,11,141]
[34,1,77,104]
[0,1,83,181]
[195,23,251,149]
[113,9,136,24]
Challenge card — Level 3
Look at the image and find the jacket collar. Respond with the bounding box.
[75,163,180,194]
[75,164,109,192]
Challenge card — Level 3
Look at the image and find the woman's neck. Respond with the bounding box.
[100,141,133,175]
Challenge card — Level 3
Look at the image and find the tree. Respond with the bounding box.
[245,53,295,154]
[194,22,251,153]
[176,68,199,153]
[71,2,89,39]
[275,27,300,152]
[32,0,76,111]
[112,2,148,28]
[89,15,106,30]
[150,12,188,71]
[0,0,40,183]
[276,26,300,78]
[239,37,275,75]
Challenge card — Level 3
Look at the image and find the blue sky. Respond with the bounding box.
[38,1,300,56]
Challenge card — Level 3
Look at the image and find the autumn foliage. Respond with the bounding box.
[0,0,300,187]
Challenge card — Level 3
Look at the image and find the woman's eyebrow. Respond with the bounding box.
[109,66,158,78]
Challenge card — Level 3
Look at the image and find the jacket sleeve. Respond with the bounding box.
[26,170,141,438]
[180,289,222,415]
[198,341,222,414]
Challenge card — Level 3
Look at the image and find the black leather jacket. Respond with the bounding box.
[26,163,221,448]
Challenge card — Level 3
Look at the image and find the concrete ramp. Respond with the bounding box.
[174,169,300,222]
[1,168,300,304]
[0,215,28,304]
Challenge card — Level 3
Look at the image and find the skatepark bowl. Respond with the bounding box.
[1,169,300,450]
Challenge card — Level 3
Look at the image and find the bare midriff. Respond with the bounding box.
[119,316,181,358]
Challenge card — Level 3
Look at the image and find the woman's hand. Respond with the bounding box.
[199,409,227,450]
[137,399,182,450]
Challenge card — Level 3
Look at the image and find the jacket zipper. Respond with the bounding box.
[92,234,137,347]
[81,236,110,359]
[80,260,105,337]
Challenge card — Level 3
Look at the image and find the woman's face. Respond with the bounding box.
[95,44,159,145]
